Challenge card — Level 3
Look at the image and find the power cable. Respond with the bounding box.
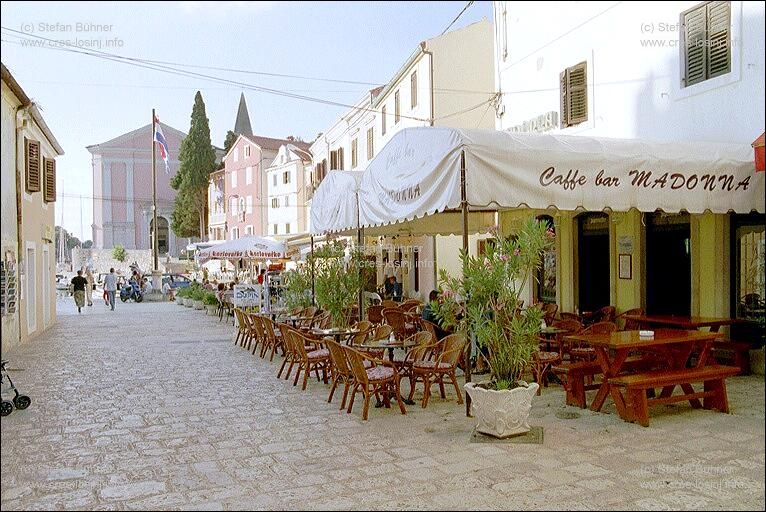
[441,1,475,36]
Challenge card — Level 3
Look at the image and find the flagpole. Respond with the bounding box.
[152,109,159,273]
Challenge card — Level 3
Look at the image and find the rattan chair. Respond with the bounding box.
[408,333,466,408]
[343,346,406,421]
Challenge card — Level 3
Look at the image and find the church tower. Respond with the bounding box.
[234,92,253,136]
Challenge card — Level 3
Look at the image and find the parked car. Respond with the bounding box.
[163,274,192,289]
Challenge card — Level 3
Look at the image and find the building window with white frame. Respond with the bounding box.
[246,166,252,185]
[245,225,253,235]
[244,145,251,158]
[351,138,358,168]
[285,195,290,207]
[285,223,291,234]
[366,128,374,160]
[271,197,279,208]
[394,90,400,124]
[273,224,278,235]
[681,1,731,87]
[559,61,588,128]
[231,227,239,240]
[381,106,387,135]
[273,173,277,187]
[283,170,290,184]
[410,71,417,108]
[231,169,237,188]
[246,195,253,214]
[233,147,239,162]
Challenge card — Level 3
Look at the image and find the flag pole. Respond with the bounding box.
[152,109,159,273]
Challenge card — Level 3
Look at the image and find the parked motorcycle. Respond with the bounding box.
[120,281,144,303]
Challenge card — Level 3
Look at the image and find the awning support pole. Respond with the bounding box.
[460,149,472,418]
[310,235,315,306]
[358,225,365,322]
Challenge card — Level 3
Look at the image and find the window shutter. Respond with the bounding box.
[707,1,731,79]
[559,71,568,128]
[43,158,56,203]
[381,106,387,135]
[567,62,588,125]
[25,138,41,193]
[367,128,374,160]
[338,147,344,170]
[683,5,708,86]
[411,72,418,108]
[351,139,358,168]
[395,90,400,123]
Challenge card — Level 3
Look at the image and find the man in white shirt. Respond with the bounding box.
[103,268,118,311]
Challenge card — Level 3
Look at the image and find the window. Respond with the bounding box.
[246,195,252,214]
[233,147,239,162]
[285,195,290,207]
[501,2,508,60]
[381,106,387,135]
[246,166,252,185]
[230,196,239,214]
[245,225,253,236]
[559,61,588,128]
[231,169,237,188]
[273,224,278,235]
[239,197,246,217]
[231,227,239,240]
[536,215,557,303]
[273,173,277,187]
[24,138,41,193]
[271,197,279,208]
[394,90,400,124]
[244,145,251,157]
[283,170,290,184]
[285,223,291,234]
[410,72,418,108]
[351,138,358,168]
[682,1,731,87]
[330,149,345,170]
[337,147,344,170]
[366,128,374,160]
[43,158,56,203]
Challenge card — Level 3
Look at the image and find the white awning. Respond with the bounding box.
[310,170,364,234]
[197,236,287,263]
[357,127,763,230]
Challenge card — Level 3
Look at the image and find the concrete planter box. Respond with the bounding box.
[206,305,218,316]
[193,300,204,310]
[185,299,194,308]
[464,381,539,438]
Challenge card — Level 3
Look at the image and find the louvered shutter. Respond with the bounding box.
[707,1,731,79]
[43,158,56,203]
[25,138,41,193]
[683,5,708,86]
[338,147,344,170]
[567,62,588,125]
[559,71,568,128]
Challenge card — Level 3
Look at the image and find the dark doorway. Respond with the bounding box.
[729,213,766,346]
[646,212,691,316]
[577,213,610,314]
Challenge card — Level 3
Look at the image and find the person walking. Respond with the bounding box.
[70,270,88,314]
[103,267,118,311]
[84,268,94,306]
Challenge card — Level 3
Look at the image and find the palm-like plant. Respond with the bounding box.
[283,263,314,311]
[434,217,555,389]
[312,242,364,328]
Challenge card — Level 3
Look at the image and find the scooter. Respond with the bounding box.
[120,281,144,303]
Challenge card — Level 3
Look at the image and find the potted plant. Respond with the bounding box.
[176,287,188,306]
[283,264,314,312]
[192,288,205,310]
[203,292,219,315]
[434,217,554,438]
[313,242,364,329]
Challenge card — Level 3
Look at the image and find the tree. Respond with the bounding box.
[81,240,93,249]
[218,130,238,170]
[112,245,127,263]
[170,91,217,239]
[66,236,81,250]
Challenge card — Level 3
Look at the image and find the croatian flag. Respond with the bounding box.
[153,116,170,174]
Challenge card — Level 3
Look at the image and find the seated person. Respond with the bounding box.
[162,280,175,301]
[421,290,440,324]
[383,275,395,299]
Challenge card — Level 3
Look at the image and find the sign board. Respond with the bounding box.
[233,284,262,308]
[618,235,634,254]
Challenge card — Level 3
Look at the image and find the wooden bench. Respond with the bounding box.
[609,365,740,427]
[711,339,751,374]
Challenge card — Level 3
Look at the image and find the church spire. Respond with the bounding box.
[234,92,253,136]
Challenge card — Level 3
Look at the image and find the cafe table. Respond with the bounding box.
[360,337,420,406]
[563,329,718,417]
[311,327,360,346]
[539,325,568,355]
[622,314,743,333]
[284,315,313,328]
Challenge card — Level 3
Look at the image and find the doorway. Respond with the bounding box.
[150,217,170,255]
[646,212,691,316]
[26,244,36,334]
[577,213,610,314]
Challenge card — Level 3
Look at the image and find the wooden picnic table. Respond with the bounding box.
[563,329,718,419]
[622,314,743,333]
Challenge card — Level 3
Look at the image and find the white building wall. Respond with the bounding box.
[494,1,765,143]
[1,82,21,350]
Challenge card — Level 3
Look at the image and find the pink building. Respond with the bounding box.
[87,123,188,256]
[222,134,310,239]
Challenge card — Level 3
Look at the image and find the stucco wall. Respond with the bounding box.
[1,82,21,352]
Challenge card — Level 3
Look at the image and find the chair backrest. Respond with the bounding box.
[343,346,370,386]
[252,315,266,339]
[262,316,278,341]
[552,319,583,334]
[559,312,580,322]
[593,305,616,323]
[400,300,421,312]
[420,318,440,341]
[316,311,331,329]
[383,308,407,339]
[616,308,644,330]
[286,329,309,359]
[436,333,466,367]
[233,308,246,329]
[381,300,399,309]
[344,305,359,325]
[326,339,351,377]
[371,324,393,341]
[542,303,559,325]
[405,331,437,363]
[367,304,384,324]
[349,326,373,346]
[278,323,296,355]
[583,321,617,335]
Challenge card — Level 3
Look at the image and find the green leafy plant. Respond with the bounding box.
[190,287,205,302]
[283,264,314,311]
[433,217,554,389]
[112,245,127,263]
[312,241,364,329]
[203,292,219,306]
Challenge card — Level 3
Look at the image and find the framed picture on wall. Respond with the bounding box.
[619,253,632,280]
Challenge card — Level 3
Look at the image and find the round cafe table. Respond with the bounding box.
[311,327,360,346]
[360,337,420,406]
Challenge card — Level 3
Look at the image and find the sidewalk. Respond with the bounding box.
[1,299,764,510]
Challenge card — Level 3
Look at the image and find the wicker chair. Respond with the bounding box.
[398,331,437,387]
[549,319,583,358]
[542,303,559,325]
[408,333,466,408]
[616,308,644,331]
[570,321,617,362]
[592,305,617,324]
[250,314,267,356]
[343,346,406,421]
[383,307,416,340]
[326,339,355,410]
[367,305,385,325]
[381,299,399,309]
[260,317,285,361]
[233,308,249,347]
[530,350,561,395]
[285,330,330,391]
[559,312,580,322]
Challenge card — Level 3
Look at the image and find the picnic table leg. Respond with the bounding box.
[590,348,629,415]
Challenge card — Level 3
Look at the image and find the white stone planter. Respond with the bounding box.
[177,297,186,306]
[464,381,539,438]
[185,298,194,308]
[194,300,204,310]
[206,305,218,316]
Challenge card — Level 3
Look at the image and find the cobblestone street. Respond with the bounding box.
[1,300,764,510]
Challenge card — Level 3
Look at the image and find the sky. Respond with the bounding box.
[0,0,493,241]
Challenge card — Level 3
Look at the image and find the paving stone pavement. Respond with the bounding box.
[1,299,764,511]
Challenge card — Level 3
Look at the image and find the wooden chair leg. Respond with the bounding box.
[627,388,649,427]
[328,378,339,403]
[277,357,289,379]
[302,365,311,390]
[362,389,371,421]
[394,380,406,415]
[421,374,432,408]
[449,371,463,405]
[408,374,418,402]
[438,377,446,399]
[568,375,586,409]
[293,363,302,386]
[347,384,359,413]
[340,380,351,410]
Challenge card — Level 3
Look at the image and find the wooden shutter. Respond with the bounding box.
[381,106,387,135]
[338,147,344,170]
[367,128,374,160]
[395,90,400,123]
[559,71,568,128]
[567,62,588,125]
[43,158,56,203]
[351,139,358,168]
[683,4,708,86]
[411,72,418,108]
[707,1,731,79]
[25,138,41,193]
